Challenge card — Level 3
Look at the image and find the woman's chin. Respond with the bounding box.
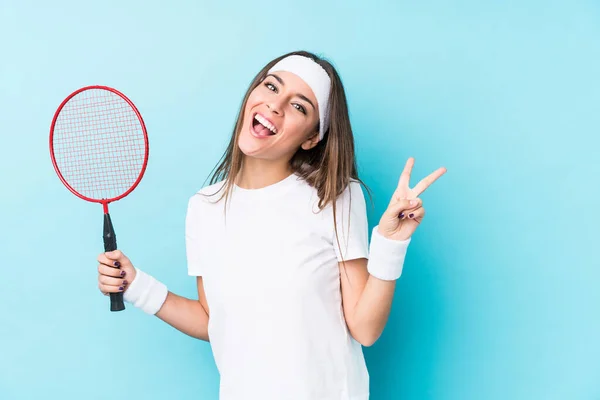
[238,134,267,157]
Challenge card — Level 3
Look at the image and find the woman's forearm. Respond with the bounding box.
[155,292,210,341]
[343,227,410,347]
[348,276,396,346]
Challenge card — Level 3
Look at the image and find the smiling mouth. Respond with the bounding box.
[251,113,278,137]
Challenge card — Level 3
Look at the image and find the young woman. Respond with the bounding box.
[96,50,445,399]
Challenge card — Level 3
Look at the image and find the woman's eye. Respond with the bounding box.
[265,82,277,92]
[293,103,306,114]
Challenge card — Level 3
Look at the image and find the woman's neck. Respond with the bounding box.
[235,157,293,190]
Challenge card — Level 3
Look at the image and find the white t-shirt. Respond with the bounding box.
[186,172,371,400]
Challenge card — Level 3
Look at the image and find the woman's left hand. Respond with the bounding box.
[377,157,446,241]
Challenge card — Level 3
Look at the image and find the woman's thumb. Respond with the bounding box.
[104,250,122,259]
[104,250,130,267]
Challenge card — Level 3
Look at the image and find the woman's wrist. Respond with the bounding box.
[367,226,411,281]
[123,268,168,315]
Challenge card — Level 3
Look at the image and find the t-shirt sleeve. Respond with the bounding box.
[333,180,370,262]
[185,194,204,276]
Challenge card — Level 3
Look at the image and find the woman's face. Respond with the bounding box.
[237,71,321,161]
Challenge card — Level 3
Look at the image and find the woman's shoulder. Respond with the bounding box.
[188,180,227,208]
[338,178,366,203]
[306,178,366,215]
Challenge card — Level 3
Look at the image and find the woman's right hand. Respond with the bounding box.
[97,250,137,296]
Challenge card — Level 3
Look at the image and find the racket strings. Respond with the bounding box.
[52,89,146,200]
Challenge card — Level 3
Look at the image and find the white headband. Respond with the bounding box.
[267,55,331,141]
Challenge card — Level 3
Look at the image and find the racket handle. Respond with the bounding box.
[103,213,125,312]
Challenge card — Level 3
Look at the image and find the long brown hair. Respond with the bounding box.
[203,50,372,263]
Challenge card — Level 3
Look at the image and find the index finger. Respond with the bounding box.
[397,157,415,189]
[412,167,447,196]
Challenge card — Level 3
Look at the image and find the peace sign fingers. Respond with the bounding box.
[411,166,447,197]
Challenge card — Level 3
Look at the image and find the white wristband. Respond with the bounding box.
[123,268,168,315]
[367,226,411,281]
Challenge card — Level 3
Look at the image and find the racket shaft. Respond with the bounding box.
[104,213,125,312]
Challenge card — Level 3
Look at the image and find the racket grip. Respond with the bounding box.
[104,213,125,312]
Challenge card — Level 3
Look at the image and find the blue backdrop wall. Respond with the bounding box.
[0,1,598,399]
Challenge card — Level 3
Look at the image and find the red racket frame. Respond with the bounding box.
[49,85,150,214]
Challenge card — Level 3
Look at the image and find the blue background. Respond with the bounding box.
[1,0,598,399]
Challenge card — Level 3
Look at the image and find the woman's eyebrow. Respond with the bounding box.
[266,73,316,110]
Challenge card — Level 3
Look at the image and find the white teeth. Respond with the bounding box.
[255,114,277,134]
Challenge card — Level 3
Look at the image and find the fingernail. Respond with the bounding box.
[399,212,404,219]
[119,286,124,291]
[123,280,128,285]
[120,270,126,277]
[409,200,417,206]
[114,261,121,268]
[409,213,414,218]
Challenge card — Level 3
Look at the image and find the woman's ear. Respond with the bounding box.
[300,130,320,150]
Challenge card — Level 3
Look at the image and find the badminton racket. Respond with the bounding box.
[49,85,149,312]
